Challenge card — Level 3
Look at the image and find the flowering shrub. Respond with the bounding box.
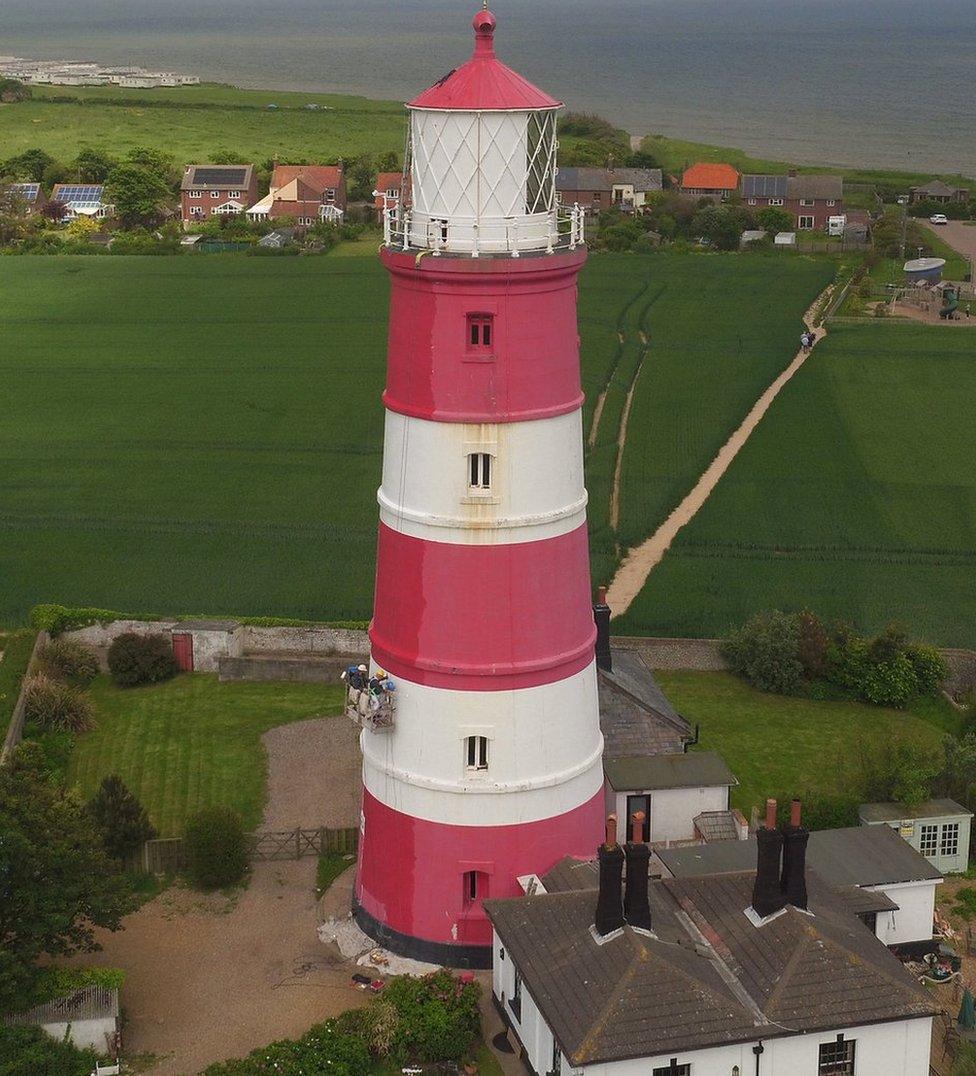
[201,1020,371,1075]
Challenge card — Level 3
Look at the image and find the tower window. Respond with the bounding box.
[465,735,489,771]
[462,869,488,904]
[468,452,492,491]
[467,313,493,349]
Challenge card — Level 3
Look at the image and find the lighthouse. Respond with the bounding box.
[354,6,605,967]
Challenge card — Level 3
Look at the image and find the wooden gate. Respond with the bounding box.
[249,826,358,861]
[172,632,194,672]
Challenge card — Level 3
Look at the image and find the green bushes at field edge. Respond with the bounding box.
[0,629,38,746]
[29,604,368,636]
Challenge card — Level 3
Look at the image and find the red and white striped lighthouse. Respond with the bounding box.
[354,6,604,967]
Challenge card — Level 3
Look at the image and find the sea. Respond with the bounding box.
[1,0,975,177]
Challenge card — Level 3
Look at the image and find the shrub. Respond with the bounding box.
[38,639,99,685]
[107,632,177,687]
[202,1020,370,1075]
[22,673,94,732]
[795,609,828,679]
[88,774,157,863]
[723,610,803,695]
[907,644,949,696]
[852,735,942,808]
[30,966,125,1006]
[381,970,481,1064]
[861,652,919,708]
[184,806,249,890]
[0,1024,98,1076]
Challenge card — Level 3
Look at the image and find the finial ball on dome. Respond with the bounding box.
[473,8,496,35]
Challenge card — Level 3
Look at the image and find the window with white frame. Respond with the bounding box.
[189,189,203,198]
[941,822,960,857]
[325,188,336,200]
[818,1036,855,1075]
[770,197,784,206]
[385,187,398,197]
[748,197,757,205]
[229,189,241,198]
[189,206,203,216]
[210,190,220,198]
[465,735,488,772]
[920,824,938,857]
[468,452,492,491]
[798,215,815,229]
[299,216,314,225]
[826,199,836,206]
[800,198,815,206]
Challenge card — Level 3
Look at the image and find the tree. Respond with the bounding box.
[0,78,31,103]
[691,205,743,251]
[39,199,67,223]
[88,775,157,863]
[627,149,660,170]
[124,146,176,185]
[184,806,249,890]
[66,216,100,241]
[105,163,171,228]
[2,148,54,182]
[757,206,793,233]
[74,147,116,183]
[0,744,133,1011]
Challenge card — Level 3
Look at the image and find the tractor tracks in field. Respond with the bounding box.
[606,288,832,617]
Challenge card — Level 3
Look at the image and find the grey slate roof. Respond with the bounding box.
[912,180,968,197]
[742,173,788,199]
[860,798,973,823]
[598,650,691,758]
[541,856,599,893]
[486,871,934,1065]
[603,750,736,792]
[659,824,942,886]
[787,173,844,200]
[556,166,662,193]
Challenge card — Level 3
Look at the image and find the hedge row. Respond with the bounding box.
[28,604,368,636]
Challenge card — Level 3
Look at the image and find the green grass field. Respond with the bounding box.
[658,670,955,815]
[0,84,406,163]
[66,675,343,835]
[618,322,976,646]
[1,251,826,627]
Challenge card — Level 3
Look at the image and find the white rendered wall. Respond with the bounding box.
[866,879,940,945]
[379,410,586,545]
[493,931,558,1076]
[362,661,605,827]
[612,785,730,844]
[40,1016,116,1053]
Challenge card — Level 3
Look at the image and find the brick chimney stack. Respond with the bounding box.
[780,798,809,911]
[624,811,652,930]
[593,586,612,673]
[595,815,625,936]
[751,798,786,919]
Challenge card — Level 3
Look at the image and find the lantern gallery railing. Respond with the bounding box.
[382,203,585,257]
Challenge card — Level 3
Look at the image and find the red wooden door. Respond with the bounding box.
[172,633,194,672]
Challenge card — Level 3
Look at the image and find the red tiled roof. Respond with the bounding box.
[409,10,559,112]
[681,162,741,191]
[271,165,343,196]
[375,172,402,192]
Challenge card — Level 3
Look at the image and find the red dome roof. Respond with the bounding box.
[409,9,560,112]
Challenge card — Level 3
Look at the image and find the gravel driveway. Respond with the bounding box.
[75,711,364,1075]
[922,219,976,264]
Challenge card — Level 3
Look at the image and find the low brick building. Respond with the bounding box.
[373,170,403,213]
[247,164,346,227]
[555,166,663,214]
[680,161,740,200]
[910,180,970,205]
[742,171,844,230]
[180,164,258,223]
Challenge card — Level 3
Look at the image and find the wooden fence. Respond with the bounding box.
[0,631,48,766]
[140,825,358,874]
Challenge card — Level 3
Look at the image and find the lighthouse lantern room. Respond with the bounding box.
[355,6,604,967]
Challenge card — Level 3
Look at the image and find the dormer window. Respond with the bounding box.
[325,188,336,201]
[468,452,492,491]
[467,313,493,349]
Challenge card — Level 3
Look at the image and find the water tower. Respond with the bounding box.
[354,6,604,967]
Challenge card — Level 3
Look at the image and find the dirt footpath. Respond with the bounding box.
[78,713,364,1075]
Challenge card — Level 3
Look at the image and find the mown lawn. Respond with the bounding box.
[617,321,976,646]
[657,670,957,816]
[66,675,344,836]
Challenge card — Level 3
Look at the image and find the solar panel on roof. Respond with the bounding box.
[55,185,104,204]
[7,183,40,201]
[192,167,247,187]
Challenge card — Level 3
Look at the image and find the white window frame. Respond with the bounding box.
[298,216,314,226]
[188,189,203,198]
[800,198,815,207]
[228,189,241,198]
[747,197,757,205]
[464,735,489,772]
[770,197,784,206]
[210,190,220,198]
[798,215,815,229]
[468,451,493,492]
[826,199,836,206]
[941,822,960,858]
[919,824,938,857]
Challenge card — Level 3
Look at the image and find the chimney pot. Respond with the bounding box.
[597,585,607,605]
[605,813,618,848]
[630,810,645,844]
[764,797,778,830]
[790,798,802,827]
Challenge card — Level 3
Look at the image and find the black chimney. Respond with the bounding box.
[624,811,652,930]
[751,798,786,919]
[780,799,809,910]
[595,815,625,936]
[593,586,612,673]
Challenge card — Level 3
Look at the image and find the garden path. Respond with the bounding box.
[606,294,828,615]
